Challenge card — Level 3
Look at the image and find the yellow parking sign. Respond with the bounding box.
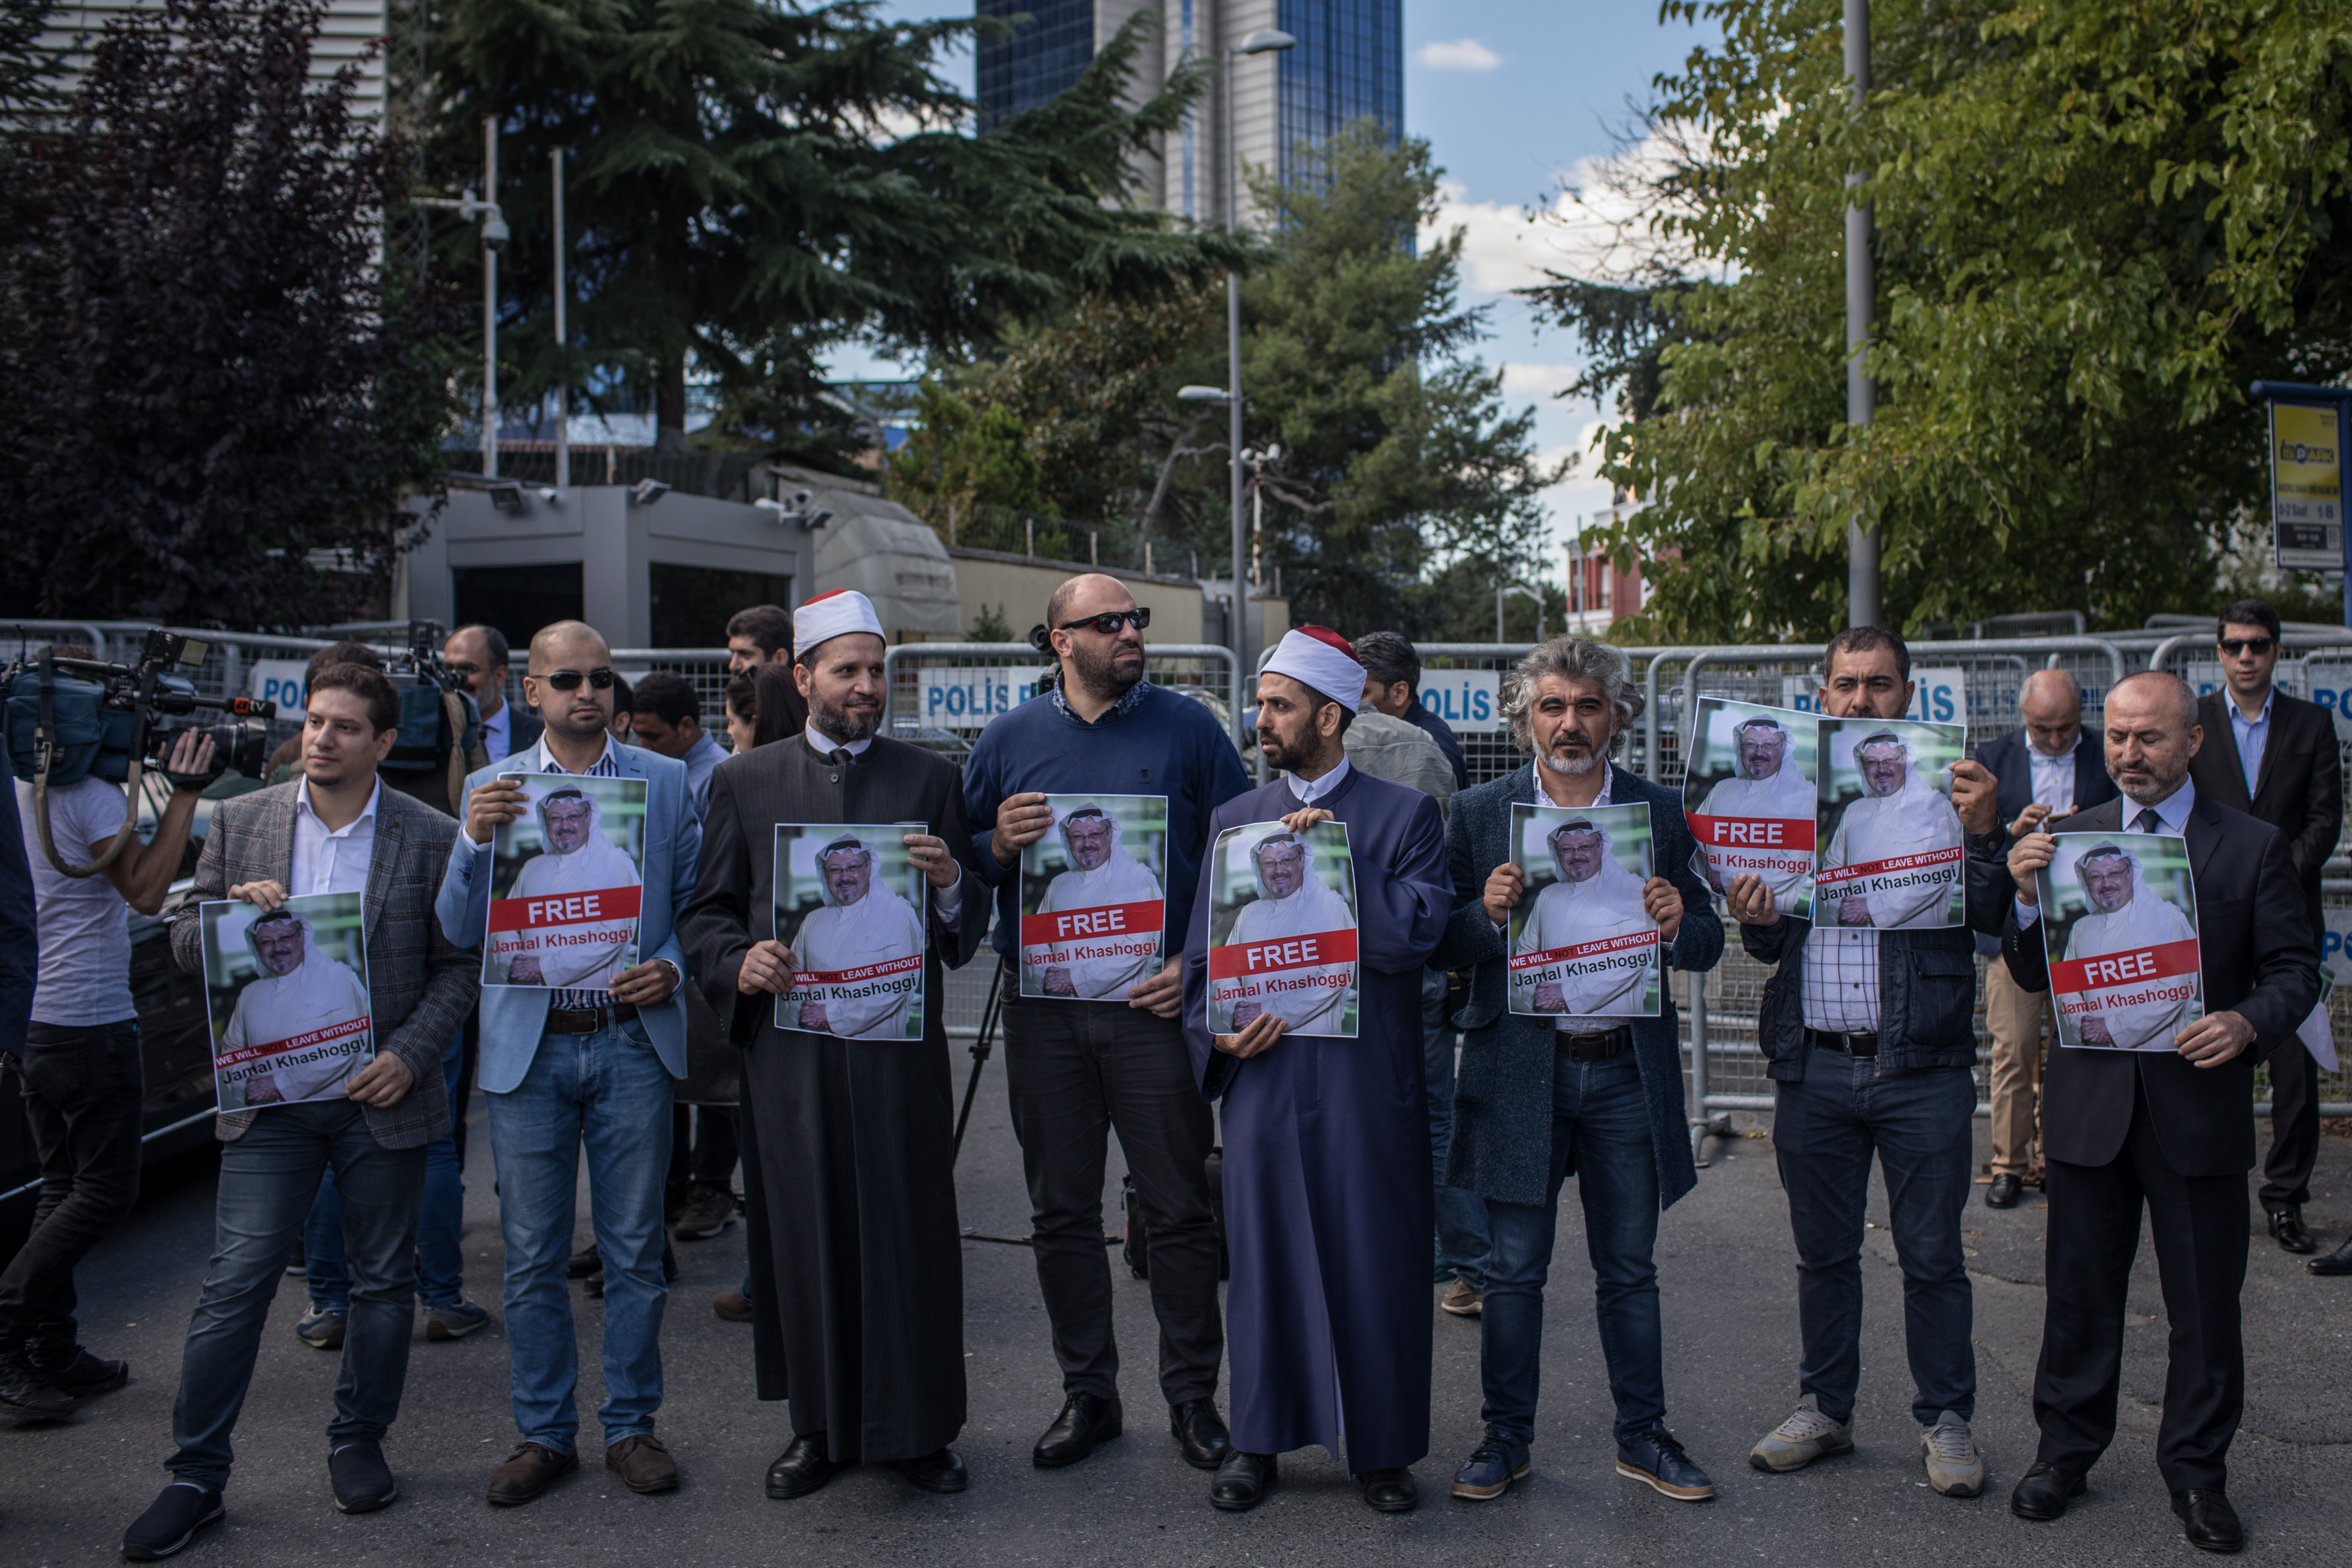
[2271,399,2344,572]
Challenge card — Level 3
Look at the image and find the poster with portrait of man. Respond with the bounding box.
[1814,719,1968,928]
[1683,697,1820,918]
[773,823,929,1041]
[201,893,374,1113]
[1507,802,1661,1020]
[2036,833,2205,1051]
[1204,821,1359,1038]
[483,774,648,989]
[1018,794,1169,1000]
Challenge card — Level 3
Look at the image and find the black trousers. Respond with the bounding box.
[2258,1039,2320,1212]
[0,1020,146,1352]
[1001,982,1221,1406]
[2036,1083,2246,1492]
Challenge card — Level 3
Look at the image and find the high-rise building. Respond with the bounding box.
[975,0,1401,227]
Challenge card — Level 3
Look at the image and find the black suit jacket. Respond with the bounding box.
[2001,791,2317,1176]
[503,704,546,758]
[1977,726,2117,828]
[2188,688,2340,932]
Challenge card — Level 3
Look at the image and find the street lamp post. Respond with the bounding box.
[1844,0,1879,627]
[552,145,568,489]
[1223,26,1295,707]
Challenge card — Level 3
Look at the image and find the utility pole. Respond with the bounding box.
[481,115,499,479]
[552,146,568,489]
[1844,0,1879,627]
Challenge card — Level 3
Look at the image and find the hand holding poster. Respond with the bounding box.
[1683,698,1818,918]
[2036,832,2204,1051]
[1206,821,1359,1038]
[484,774,647,989]
[202,894,374,1112]
[1814,719,1968,929]
[774,824,928,1041]
[1507,802,1661,1019]
[1018,795,1168,999]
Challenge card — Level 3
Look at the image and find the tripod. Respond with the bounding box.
[951,963,1119,1252]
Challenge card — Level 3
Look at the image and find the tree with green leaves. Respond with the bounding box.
[1530,0,2352,640]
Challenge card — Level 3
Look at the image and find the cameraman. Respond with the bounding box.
[1,646,215,1423]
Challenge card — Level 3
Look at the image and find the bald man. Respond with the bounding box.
[1971,670,2118,1207]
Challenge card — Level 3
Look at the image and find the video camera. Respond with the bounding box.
[377,620,480,777]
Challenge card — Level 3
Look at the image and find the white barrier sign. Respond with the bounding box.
[250,660,310,713]
[1780,668,1964,726]
[919,666,1030,730]
[1417,670,1503,732]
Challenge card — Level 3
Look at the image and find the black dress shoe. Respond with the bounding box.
[567,1242,601,1278]
[2268,1208,2317,1255]
[122,1483,225,1561]
[1032,1392,1123,1468]
[2010,1460,2086,1520]
[2171,1489,2244,1552]
[330,1440,398,1514]
[1356,1466,1419,1513]
[897,1446,967,1493]
[766,1432,839,1499]
[1986,1173,2023,1209]
[1171,1399,1231,1470]
[2309,1236,2352,1276]
[1210,1450,1277,1512]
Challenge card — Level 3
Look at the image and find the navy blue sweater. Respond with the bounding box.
[963,682,1254,969]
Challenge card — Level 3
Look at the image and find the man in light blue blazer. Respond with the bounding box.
[436,621,701,1507]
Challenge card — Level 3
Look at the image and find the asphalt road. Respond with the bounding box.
[4,1083,2349,1568]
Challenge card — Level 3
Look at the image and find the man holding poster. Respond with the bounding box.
[213,903,374,1109]
[2042,840,2202,1050]
[1815,725,1967,929]
[1686,705,1818,912]
[776,831,927,1040]
[1509,808,1659,1019]
[1211,826,1359,1035]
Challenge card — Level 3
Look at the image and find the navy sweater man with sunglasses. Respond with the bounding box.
[963,575,1252,1476]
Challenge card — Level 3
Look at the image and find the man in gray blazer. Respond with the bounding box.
[123,663,477,1560]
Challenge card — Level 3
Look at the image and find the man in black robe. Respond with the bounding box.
[680,589,987,1498]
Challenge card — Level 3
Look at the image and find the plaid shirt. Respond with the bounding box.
[515,736,622,1012]
[1800,926,1881,1033]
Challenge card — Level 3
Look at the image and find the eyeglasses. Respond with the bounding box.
[540,667,615,691]
[1058,608,1151,635]
[2218,637,2275,656]
[447,661,484,676]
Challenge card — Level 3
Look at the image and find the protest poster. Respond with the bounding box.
[1204,820,1358,1038]
[2035,832,2204,1051]
[1683,697,1818,918]
[1814,718,1969,929]
[483,774,647,989]
[774,824,928,1041]
[1018,794,1169,1000]
[1507,802,1661,1020]
[201,893,373,1112]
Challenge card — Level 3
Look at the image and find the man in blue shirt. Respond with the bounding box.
[963,574,1251,1476]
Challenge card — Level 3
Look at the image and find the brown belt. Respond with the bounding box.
[546,1002,640,1035]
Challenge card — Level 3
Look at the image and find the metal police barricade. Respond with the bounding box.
[1404,644,1666,787]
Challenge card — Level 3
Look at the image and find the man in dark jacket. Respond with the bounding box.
[1726,626,2001,1499]
[2185,598,2341,1256]
[1430,636,1724,1505]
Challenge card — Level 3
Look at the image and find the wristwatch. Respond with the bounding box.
[654,958,681,992]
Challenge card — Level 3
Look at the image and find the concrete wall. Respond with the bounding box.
[949,549,1209,644]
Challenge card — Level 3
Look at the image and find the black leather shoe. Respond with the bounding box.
[1032,1392,1123,1468]
[765,1433,839,1499]
[897,1447,967,1493]
[330,1440,398,1514]
[1210,1450,1277,1512]
[121,1483,225,1561]
[1356,1466,1419,1513]
[2172,1489,2244,1552]
[567,1242,601,1278]
[2310,1236,2352,1276]
[1986,1174,2023,1209]
[2010,1460,2086,1520]
[2268,1208,2316,1255]
[1171,1399,1231,1470]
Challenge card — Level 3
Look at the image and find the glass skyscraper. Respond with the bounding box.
[975,0,1099,131]
[1275,0,1403,184]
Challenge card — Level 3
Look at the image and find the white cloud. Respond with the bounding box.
[1417,39,1501,71]
[1423,128,1715,300]
[1500,362,1579,400]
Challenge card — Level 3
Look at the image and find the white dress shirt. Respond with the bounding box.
[1285,756,1353,806]
[291,778,381,897]
[2027,737,2076,818]
[2017,778,2196,930]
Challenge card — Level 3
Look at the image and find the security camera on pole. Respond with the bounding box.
[416,116,508,477]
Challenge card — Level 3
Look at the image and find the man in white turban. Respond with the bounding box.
[1223,829,1357,1034]
[1695,714,1816,897]
[1027,805,1165,999]
[1819,731,1963,929]
[2060,843,2199,1049]
[504,784,643,987]
[791,835,928,1039]
[220,908,372,1107]
[1511,818,1655,1017]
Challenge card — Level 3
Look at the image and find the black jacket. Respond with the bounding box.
[1977,726,2118,827]
[2187,687,2340,933]
[2001,791,2317,1176]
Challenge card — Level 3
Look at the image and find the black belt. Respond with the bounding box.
[546,1002,640,1036]
[1805,1027,1879,1058]
[1556,1026,1632,1062]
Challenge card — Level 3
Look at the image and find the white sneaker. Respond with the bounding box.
[1921,1410,1985,1497]
[1749,1394,1854,1472]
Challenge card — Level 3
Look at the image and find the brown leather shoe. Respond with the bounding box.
[607,1434,680,1494]
[487,1442,579,1506]
[714,1290,753,1324]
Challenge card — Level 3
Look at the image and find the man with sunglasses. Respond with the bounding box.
[2187,598,2342,1260]
[962,575,1251,1476]
[437,620,702,1505]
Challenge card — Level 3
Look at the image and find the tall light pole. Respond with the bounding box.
[1224,26,1295,703]
[551,145,568,489]
[1844,0,1879,627]
[413,120,509,479]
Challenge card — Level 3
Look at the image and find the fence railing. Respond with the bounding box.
[877,642,1243,757]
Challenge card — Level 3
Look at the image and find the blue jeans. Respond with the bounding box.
[1772,1047,1976,1425]
[307,1030,467,1310]
[486,1019,673,1452]
[167,1100,425,1489]
[1478,1050,1663,1448]
[1424,964,1491,1290]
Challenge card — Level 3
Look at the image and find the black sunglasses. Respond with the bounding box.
[541,667,615,691]
[2218,637,2275,656]
[1059,607,1150,635]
